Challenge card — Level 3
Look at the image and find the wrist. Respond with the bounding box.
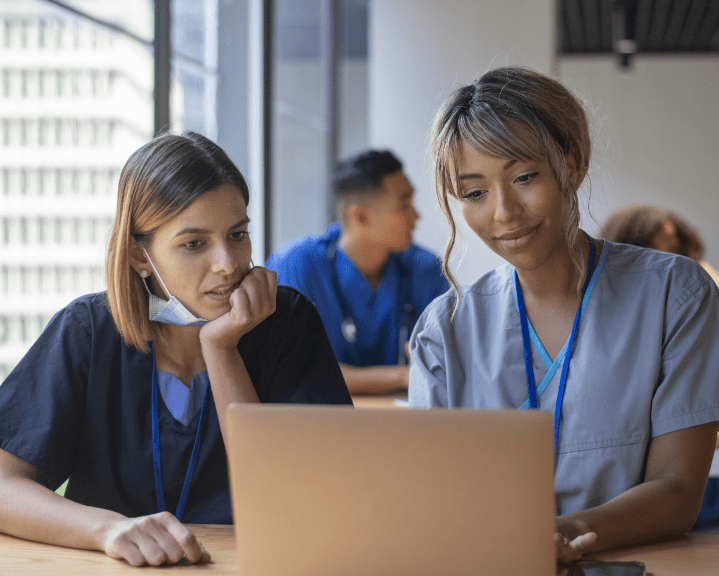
[393,365,410,390]
[89,509,127,552]
[200,340,240,363]
[199,331,240,356]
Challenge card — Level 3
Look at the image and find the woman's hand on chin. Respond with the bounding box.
[199,267,278,351]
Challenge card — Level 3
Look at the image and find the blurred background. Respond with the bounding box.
[0,0,717,379]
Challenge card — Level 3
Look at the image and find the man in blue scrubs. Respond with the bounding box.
[266,150,448,394]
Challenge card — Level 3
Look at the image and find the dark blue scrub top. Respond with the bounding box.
[0,287,352,524]
[266,223,449,366]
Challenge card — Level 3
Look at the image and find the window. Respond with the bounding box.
[0,0,153,376]
[0,0,369,380]
[171,0,219,137]
[270,0,368,252]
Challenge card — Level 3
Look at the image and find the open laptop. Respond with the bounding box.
[226,404,556,576]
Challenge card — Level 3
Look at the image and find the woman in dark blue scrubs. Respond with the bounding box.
[0,131,352,566]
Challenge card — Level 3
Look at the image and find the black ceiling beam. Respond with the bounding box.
[676,0,709,50]
[565,0,587,51]
[695,1,719,47]
[585,0,603,50]
[559,0,719,55]
[601,0,615,50]
[647,0,673,50]
[663,0,689,49]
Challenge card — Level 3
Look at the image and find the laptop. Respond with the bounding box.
[225,404,556,576]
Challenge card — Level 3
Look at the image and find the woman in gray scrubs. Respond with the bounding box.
[409,67,719,564]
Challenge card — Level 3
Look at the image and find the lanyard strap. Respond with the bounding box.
[151,344,210,522]
[514,238,596,452]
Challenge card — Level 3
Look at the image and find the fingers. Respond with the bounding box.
[570,532,597,552]
[555,531,597,565]
[229,267,277,327]
[200,267,278,349]
[238,267,278,309]
[103,512,210,567]
[160,512,211,564]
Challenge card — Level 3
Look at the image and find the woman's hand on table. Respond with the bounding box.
[101,512,211,567]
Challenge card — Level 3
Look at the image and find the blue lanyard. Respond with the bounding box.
[151,344,210,522]
[514,239,595,452]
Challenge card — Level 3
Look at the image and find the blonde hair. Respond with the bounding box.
[105,131,250,351]
[430,67,591,315]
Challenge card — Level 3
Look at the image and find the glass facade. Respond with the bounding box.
[0,0,369,380]
[171,0,219,138]
[271,0,368,251]
[0,0,154,379]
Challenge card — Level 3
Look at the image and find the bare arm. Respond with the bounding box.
[199,266,277,443]
[339,363,409,395]
[0,449,209,566]
[555,421,718,562]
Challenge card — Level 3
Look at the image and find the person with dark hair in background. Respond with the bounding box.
[0,131,351,566]
[603,203,719,530]
[603,204,719,286]
[266,150,449,395]
[410,66,719,565]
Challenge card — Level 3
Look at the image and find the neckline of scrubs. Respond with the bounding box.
[513,237,610,452]
[151,344,210,522]
[515,239,610,409]
[157,370,208,426]
[326,231,415,365]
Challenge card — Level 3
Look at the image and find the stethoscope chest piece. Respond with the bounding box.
[341,317,357,343]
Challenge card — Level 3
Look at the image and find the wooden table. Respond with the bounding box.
[0,525,236,575]
[351,392,408,409]
[2,525,719,575]
[580,533,719,575]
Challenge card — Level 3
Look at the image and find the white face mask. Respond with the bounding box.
[141,249,208,327]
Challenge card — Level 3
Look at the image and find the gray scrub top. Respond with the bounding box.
[409,240,719,515]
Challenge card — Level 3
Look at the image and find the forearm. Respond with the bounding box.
[339,363,408,395]
[201,345,259,443]
[0,472,125,550]
[557,475,704,553]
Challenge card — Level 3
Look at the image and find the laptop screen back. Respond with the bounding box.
[226,405,556,576]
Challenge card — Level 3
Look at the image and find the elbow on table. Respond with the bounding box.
[657,477,707,538]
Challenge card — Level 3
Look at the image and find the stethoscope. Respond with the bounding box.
[325,241,415,365]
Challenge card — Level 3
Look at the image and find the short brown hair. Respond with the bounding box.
[430,67,591,315]
[105,131,250,351]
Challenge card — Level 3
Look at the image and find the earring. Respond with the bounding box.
[140,270,149,278]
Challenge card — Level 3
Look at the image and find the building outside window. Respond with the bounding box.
[0,0,153,380]
[0,0,369,381]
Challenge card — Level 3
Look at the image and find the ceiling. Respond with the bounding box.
[559,0,719,55]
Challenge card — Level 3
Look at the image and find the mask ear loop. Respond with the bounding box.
[142,248,173,300]
[140,275,153,296]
